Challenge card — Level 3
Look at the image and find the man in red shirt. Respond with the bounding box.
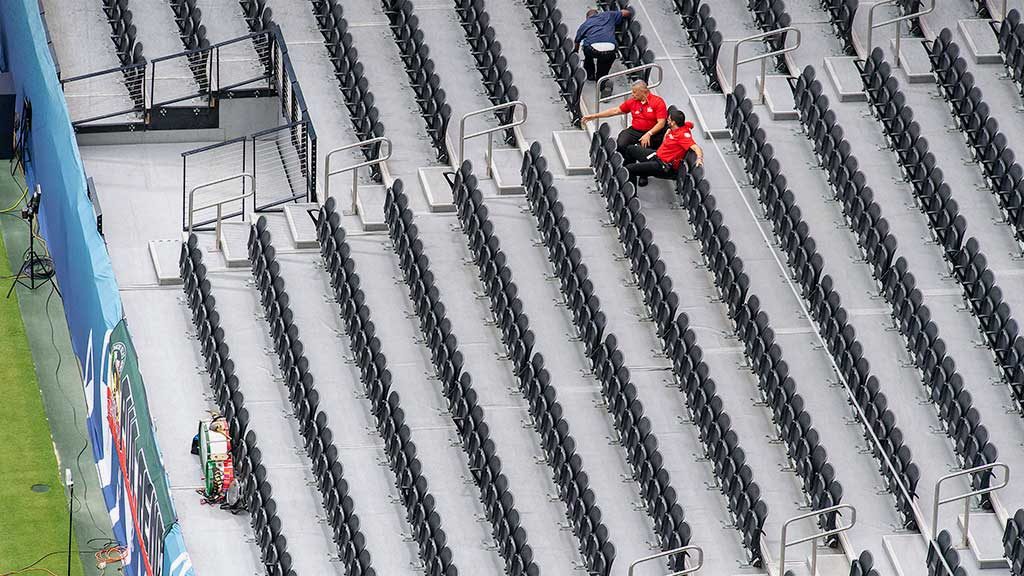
[582,80,667,154]
[623,109,704,187]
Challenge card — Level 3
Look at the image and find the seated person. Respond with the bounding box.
[582,80,667,154]
[622,108,704,187]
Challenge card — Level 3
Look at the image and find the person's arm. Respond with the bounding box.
[620,9,632,18]
[582,105,626,123]
[639,118,665,147]
[691,143,705,166]
[575,23,585,49]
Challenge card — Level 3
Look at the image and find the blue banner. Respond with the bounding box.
[0,3,193,575]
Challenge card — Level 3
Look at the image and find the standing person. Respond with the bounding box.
[623,108,704,187]
[582,80,667,154]
[574,7,632,94]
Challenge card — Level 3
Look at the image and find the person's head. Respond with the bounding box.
[630,80,650,101]
[586,9,598,18]
[668,108,686,129]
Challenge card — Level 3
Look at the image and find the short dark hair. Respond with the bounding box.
[669,109,686,126]
[586,9,598,17]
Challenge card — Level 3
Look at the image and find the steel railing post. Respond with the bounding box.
[322,137,393,214]
[778,504,857,576]
[930,462,1009,543]
[730,27,801,95]
[457,101,528,168]
[594,63,663,111]
[627,545,703,576]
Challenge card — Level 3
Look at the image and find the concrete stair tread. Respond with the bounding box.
[825,56,869,102]
[218,221,252,268]
[755,74,799,121]
[958,512,1010,569]
[958,19,1003,65]
[418,166,456,212]
[283,203,320,249]
[689,93,729,138]
[890,38,934,84]
[149,239,184,285]
[489,148,525,195]
[552,130,593,175]
[355,184,388,232]
[883,534,929,576]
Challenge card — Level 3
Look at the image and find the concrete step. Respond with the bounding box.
[890,38,934,84]
[689,93,730,138]
[354,184,388,232]
[958,19,1003,65]
[489,148,525,195]
[883,534,929,576]
[418,166,456,212]
[824,56,868,102]
[756,74,799,121]
[958,512,1010,569]
[552,130,593,175]
[218,221,252,268]
[149,239,184,285]
[283,203,320,249]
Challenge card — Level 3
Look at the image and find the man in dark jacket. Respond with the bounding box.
[575,7,632,94]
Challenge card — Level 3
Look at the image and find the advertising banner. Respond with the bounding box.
[0,2,194,574]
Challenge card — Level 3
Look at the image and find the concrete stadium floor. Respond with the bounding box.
[0,162,112,576]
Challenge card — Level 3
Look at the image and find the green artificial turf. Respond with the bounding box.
[0,228,84,576]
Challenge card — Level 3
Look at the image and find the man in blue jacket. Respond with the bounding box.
[575,7,633,95]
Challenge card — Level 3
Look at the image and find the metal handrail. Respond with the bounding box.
[187,174,255,248]
[932,462,1009,545]
[627,545,703,576]
[778,504,857,576]
[458,101,528,178]
[865,0,935,66]
[323,137,392,215]
[730,27,802,103]
[594,62,664,112]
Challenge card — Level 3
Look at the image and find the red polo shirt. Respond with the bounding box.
[619,94,668,132]
[657,122,696,169]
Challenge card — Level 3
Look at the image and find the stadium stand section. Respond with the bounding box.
[22,0,1024,574]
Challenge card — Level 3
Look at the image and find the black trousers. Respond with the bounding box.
[616,127,665,156]
[623,145,677,181]
[583,45,617,82]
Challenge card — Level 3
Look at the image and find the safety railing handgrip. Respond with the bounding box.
[730,27,801,102]
[458,101,528,177]
[594,62,664,111]
[627,545,703,576]
[778,503,857,576]
[865,0,935,64]
[323,137,393,215]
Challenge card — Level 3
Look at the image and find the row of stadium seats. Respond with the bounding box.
[588,129,767,567]
[311,0,386,170]
[451,161,617,576]
[316,198,458,576]
[382,1,451,162]
[674,1,722,89]
[240,0,274,35]
[858,52,1003,489]
[382,181,540,576]
[997,10,1024,93]
[746,0,791,69]
[731,78,921,529]
[178,236,294,576]
[846,551,881,576]
[523,0,587,123]
[168,0,210,93]
[930,31,1024,249]
[521,144,693,572]
[1004,509,1024,573]
[247,219,377,576]
[101,0,145,105]
[454,0,520,143]
[821,0,856,54]
[927,530,965,576]
[170,0,208,53]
